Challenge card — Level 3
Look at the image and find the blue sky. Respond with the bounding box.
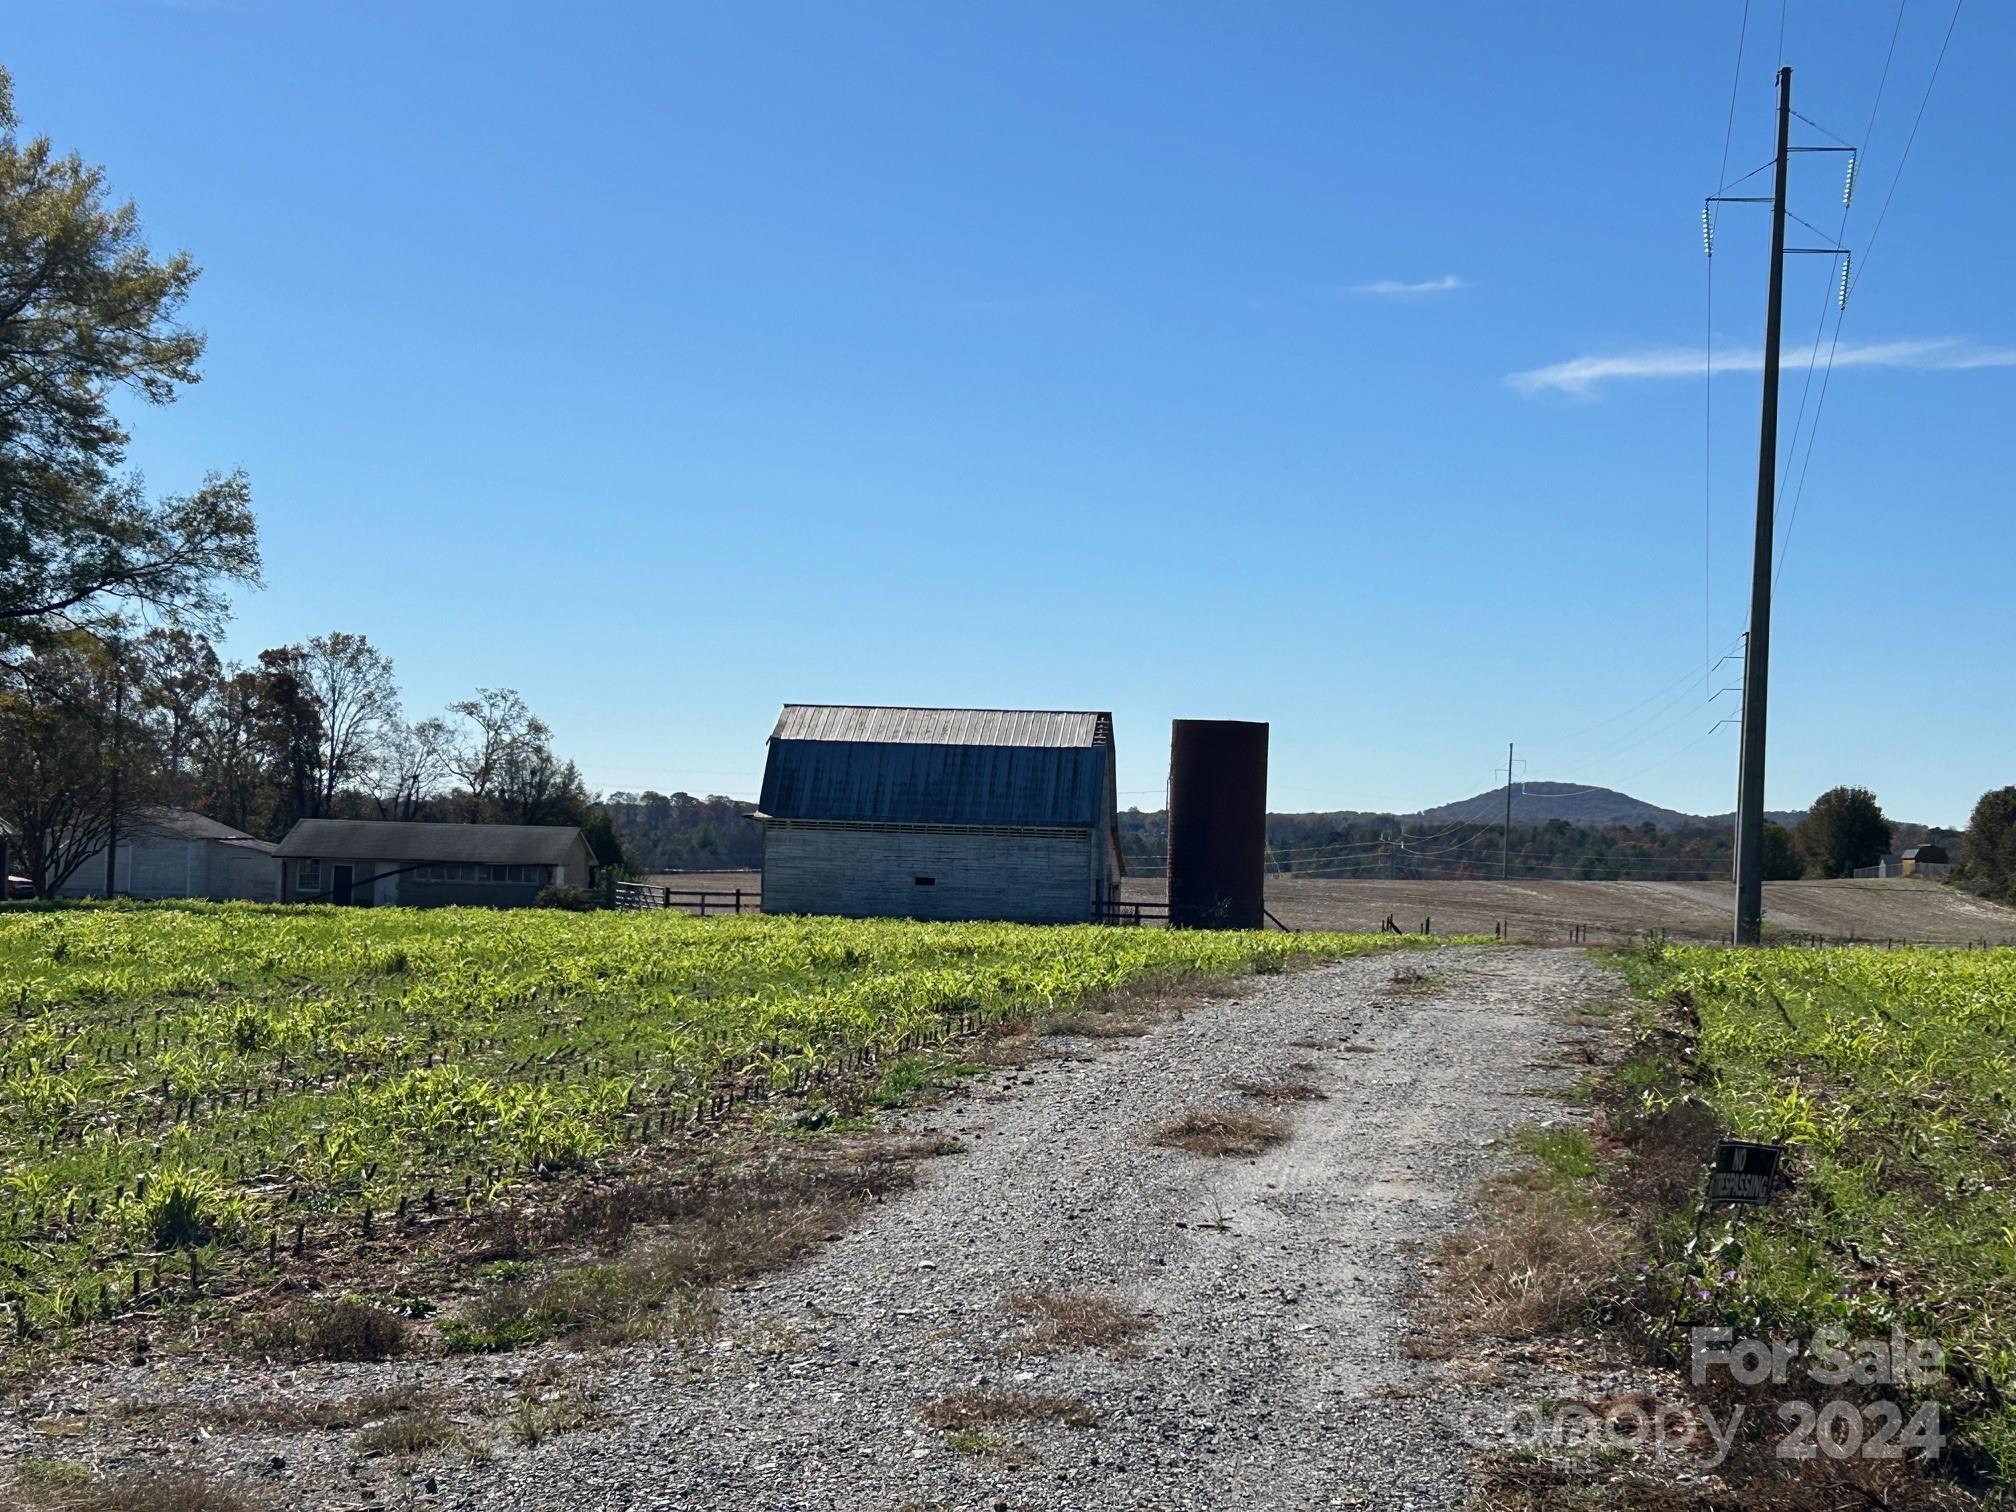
[9,2,2009,825]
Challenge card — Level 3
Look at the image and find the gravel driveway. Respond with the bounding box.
[463,945,1604,1510]
[4,945,1612,1510]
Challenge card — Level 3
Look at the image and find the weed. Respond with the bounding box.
[446,1158,908,1351]
[1513,1126,1599,1185]
[1225,1072,1326,1104]
[12,1471,264,1512]
[355,1406,460,1457]
[241,1298,410,1362]
[1150,1108,1290,1158]
[16,1459,91,1489]
[918,1389,1098,1430]
[870,1056,947,1112]
[506,1391,601,1445]
[1003,1289,1150,1355]
[1428,1165,1619,1339]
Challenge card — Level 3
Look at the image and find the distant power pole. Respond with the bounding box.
[1733,68,1793,946]
[1502,741,1514,880]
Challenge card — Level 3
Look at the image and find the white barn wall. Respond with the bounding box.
[56,838,279,901]
[763,824,1094,923]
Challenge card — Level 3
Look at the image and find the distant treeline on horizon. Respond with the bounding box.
[601,791,1958,883]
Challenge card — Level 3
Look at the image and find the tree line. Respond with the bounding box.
[1120,784,1991,887]
[0,625,632,894]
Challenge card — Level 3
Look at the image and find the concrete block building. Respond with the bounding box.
[55,809,280,901]
[756,705,1123,923]
[276,819,593,907]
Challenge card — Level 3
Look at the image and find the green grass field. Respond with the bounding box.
[1618,942,2016,1472]
[0,902,1441,1332]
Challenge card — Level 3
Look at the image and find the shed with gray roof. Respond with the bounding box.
[756,704,1123,923]
[275,820,592,907]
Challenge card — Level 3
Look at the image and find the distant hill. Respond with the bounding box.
[1411,782,1805,831]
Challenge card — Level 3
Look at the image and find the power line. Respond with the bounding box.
[1522,631,1746,755]
[1777,0,1961,586]
[1708,0,1753,691]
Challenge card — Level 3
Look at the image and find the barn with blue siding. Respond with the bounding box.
[756,705,1123,923]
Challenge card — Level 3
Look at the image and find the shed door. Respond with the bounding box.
[332,864,354,905]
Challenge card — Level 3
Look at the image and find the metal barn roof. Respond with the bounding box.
[761,705,1116,828]
[770,705,1109,749]
[276,820,587,865]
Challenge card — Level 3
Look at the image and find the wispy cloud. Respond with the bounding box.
[1350,274,1468,298]
[1508,337,2016,397]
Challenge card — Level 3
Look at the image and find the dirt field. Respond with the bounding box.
[647,869,2016,946]
[1128,876,2016,945]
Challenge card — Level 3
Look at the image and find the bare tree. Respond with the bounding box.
[301,632,400,816]
[137,627,220,801]
[446,688,547,821]
[373,716,453,822]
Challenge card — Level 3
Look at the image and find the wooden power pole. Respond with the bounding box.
[1502,741,1514,880]
[1733,66,1793,946]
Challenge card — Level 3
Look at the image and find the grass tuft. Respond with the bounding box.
[1150,1107,1290,1157]
[1003,1289,1151,1355]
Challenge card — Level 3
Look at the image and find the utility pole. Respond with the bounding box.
[1502,741,1514,880]
[1733,67,1793,946]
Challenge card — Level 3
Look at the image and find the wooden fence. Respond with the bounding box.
[610,881,760,915]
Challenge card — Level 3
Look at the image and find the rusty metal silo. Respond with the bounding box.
[1167,719,1268,929]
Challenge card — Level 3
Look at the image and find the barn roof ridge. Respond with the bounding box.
[771,704,1112,750]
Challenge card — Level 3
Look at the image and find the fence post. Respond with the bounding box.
[664,886,672,909]
[735,888,743,914]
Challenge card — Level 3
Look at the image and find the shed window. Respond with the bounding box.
[914,875,936,886]
[411,862,549,884]
[298,860,322,890]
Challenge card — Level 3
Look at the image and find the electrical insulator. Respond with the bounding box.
[1838,252,1852,310]
[1702,203,1714,257]
[1843,153,1858,207]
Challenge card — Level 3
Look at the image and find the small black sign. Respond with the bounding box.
[1706,1138,1782,1207]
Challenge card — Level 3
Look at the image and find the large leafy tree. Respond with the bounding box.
[0,65,258,666]
[1961,787,2016,903]
[1794,786,1894,879]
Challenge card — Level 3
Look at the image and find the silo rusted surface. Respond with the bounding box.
[1167,719,1268,929]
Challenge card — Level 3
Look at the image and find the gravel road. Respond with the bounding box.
[4,946,1613,1510]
